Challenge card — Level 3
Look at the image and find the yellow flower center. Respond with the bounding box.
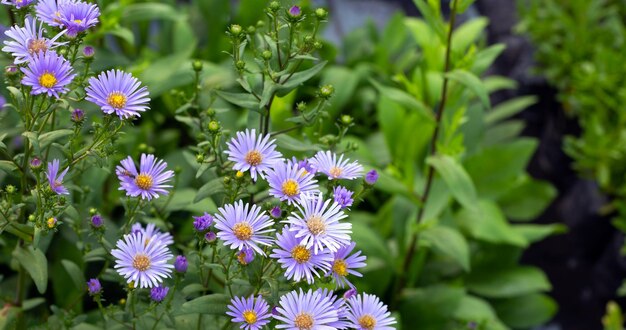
[39,72,57,88]
[281,179,299,197]
[332,258,348,276]
[47,217,56,228]
[107,92,127,109]
[132,254,151,271]
[291,245,311,264]
[358,314,377,330]
[134,173,153,190]
[73,19,83,24]
[244,150,262,166]
[306,215,326,235]
[242,310,257,324]
[294,312,314,329]
[329,166,343,178]
[233,222,253,241]
[28,39,48,54]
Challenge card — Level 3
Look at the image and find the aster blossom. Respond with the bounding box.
[111,232,173,288]
[311,150,363,180]
[214,200,275,256]
[21,51,75,98]
[2,16,66,64]
[273,289,339,329]
[333,185,354,209]
[36,0,75,27]
[346,293,396,330]
[225,129,283,181]
[267,160,319,205]
[47,159,69,195]
[327,241,367,288]
[1,0,35,9]
[131,222,174,246]
[270,227,332,284]
[287,193,351,254]
[116,154,174,201]
[86,69,150,119]
[316,288,350,329]
[58,1,100,37]
[226,295,272,330]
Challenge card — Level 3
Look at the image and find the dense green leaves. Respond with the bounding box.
[427,155,478,210]
[467,266,551,298]
[422,226,470,271]
[13,246,48,294]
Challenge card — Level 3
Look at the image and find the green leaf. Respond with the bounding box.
[427,155,478,210]
[370,80,433,121]
[61,259,85,291]
[399,285,464,330]
[276,61,328,97]
[13,246,48,294]
[446,69,491,109]
[456,0,477,13]
[422,226,470,271]
[498,177,557,221]
[453,295,507,330]
[0,160,18,174]
[39,129,73,149]
[514,224,567,243]
[122,3,181,22]
[455,200,528,247]
[485,96,537,125]
[467,266,551,298]
[22,131,40,155]
[451,17,488,52]
[274,135,319,152]
[493,293,557,328]
[472,44,506,74]
[174,294,230,315]
[215,90,261,113]
[194,178,224,203]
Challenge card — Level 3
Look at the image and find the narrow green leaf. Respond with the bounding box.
[194,178,224,203]
[122,3,181,22]
[13,246,48,294]
[22,131,40,155]
[493,293,557,328]
[427,155,477,210]
[485,96,537,125]
[451,17,488,52]
[467,266,551,298]
[174,294,230,315]
[61,259,86,290]
[370,79,433,120]
[455,200,528,247]
[514,224,567,243]
[274,135,320,152]
[39,129,73,149]
[446,69,491,109]
[0,160,18,174]
[276,61,328,97]
[215,90,261,113]
[422,226,470,271]
[498,177,557,221]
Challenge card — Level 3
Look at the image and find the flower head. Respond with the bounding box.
[270,227,332,284]
[58,1,100,37]
[237,247,255,265]
[111,232,174,288]
[46,217,57,228]
[116,154,174,200]
[86,278,101,295]
[91,214,103,228]
[343,288,357,300]
[286,193,351,254]
[86,69,150,119]
[30,156,42,169]
[131,222,174,246]
[36,0,75,27]
[346,293,396,330]
[311,151,363,180]
[1,0,35,9]
[288,5,301,17]
[193,212,213,232]
[267,160,318,205]
[21,51,75,98]
[226,295,271,330]
[273,289,339,329]
[47,159,69,195]
[150,285,169,303]
[174,255,187,273]
[225,129,283,182]
[205,231,217,242]
[316,288,350,329]
[71,108,84,122]
[3,16,66,64]
[214,200,274,256]
[365,170,379,185]
[270,206,282,218]
[327,242,366,289]
[82,45,94,58]
[333,186,354,209]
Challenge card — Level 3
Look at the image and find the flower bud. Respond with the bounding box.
[91,214,103,228]
[340,115,353,126]
[5,185,15,194]
[193,213,213,232]
[208,120,220,132]
[235,60,246,70]
[365,170,379,185]
[235,171,244,179]
[343,288,357,300]
[89,208,97,216]
[196,153,205,163]
[287,5,302,18]
[319,85,334,98]
[270,206,282,218]
[82,46,94,58]
[313,41,323,49]
[206,108,216,117]
[174,255,188,273]
[247,26,256,34]
[268,1,280,12]
[205,231,217,243]
[315,8,328,20]
[5,65,17,76]
[28,214,36,222]
[58,48,68,56]
[47,217,57,229]
[150,286,169,303]
[256,20,265,28]
[87,278,102,295]
[229,24,243,36]
[71,108,85,123]
[296,101,307,112]
[192,60,203,72]
[262,50,272,60]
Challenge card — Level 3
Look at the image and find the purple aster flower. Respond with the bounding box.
[116,154,174,201]
[86,278,101,295]
[131,222,174,246]
[193,212,213,232]
[310,150,363,180]
[346,293,396,330]
[58,1,100,37]
[86,69,150,119]
[226,295,272,330]
[47,159,69,195]
[365,170,378,185]
[316,288,350,329]
[343,288,357,300]
[326,242,366,289]
[150,285,169,302]
[82,45,94,58]
[111,232,174,288]
[333,186,354,209]
[21,51,75,98]
[288,5,301,17]
[174,255,187,273]
[270,227,332,284]
[214,200,274,256]
[267,160,318,205]
[205,231,217,243]
[270,206,282,218]
[36,0,75,27]
[225,129,283,182]
[273,289,339,329]
[30,156,42,169]
[2,17,66,64]
[91,214,103,228]
[1,0,35,9]
[292,157,316,174]
[71,108,84,122]
[237,247,255,265]
[286,193,351,254]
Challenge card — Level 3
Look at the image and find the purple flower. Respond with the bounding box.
[91,214,103,228]
[111,232,174,288]
[270,206,282,218]
[343,288,357,300]
[225,129,283,182]
[71,108,84,122]
[333,186,354,209]
[130,222,174,246]
[174,255,187,273]
[58,1,100,37]
[288,5,301,17]
[86,69,150,119]
[205,231,217,243]
[150,285,169,303]
[365,170,378,185]
[286,193,351,254]
[346,293,396,330]
[316,288,350,329]
[36,0,75,27]
[226,295,271,330]
[270,227,332,284]
[21,51,75,98]
[273,289,339,329]
[237,247,254,265]
[266,160,318,205]
[116,154,174,201]
[310,151,363,180]
[2,17,66,64]
[292,157,316,174]
[47,159,69,195]
[193,212,213,232]
[214,200,274,256]
[1,0,35,9]
[82,45,94,58]
[326,242,366,289]
[30,157,42,169]
[86,278,101,295]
